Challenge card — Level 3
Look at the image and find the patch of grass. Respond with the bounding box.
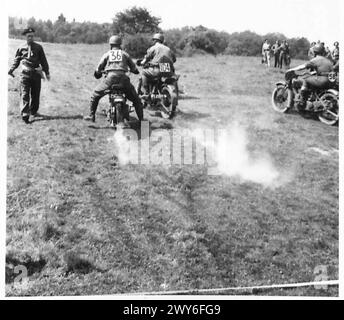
[64,251,95,275]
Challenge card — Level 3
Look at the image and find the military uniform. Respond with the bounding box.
[88,48,143,121]
[279,42,288,69]
[308,47,315,60]
[272,42,281,68]
[9,31,49,121]
[302,55,334,90]
[261,42,271,66]
[141,42,176,93]
[332,46,339,63]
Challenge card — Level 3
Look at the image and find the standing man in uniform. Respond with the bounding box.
[139,33,177,101]
[332,42,339,63]
[261,39,271,67]
[84,35,143,123]
[272,40,281,68]
[279,40,288,69]
[308,42,316,60]
[8,28,50,123]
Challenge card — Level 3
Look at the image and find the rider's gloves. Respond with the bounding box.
[132,69,139,75]
[94,70,102,79]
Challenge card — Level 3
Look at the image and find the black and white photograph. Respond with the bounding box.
[2,0,342,299]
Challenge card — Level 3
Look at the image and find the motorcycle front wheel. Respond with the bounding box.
[318,93,339,126]
[160,85,178,119]
[271,84,291,113]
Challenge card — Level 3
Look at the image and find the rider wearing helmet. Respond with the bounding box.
[84,35,143,122]
[139,33,177,99]
[285,43,334,109]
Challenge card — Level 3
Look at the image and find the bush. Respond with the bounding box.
[122,33,152,58]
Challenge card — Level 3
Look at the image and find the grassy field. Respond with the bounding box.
[6,39,338,296]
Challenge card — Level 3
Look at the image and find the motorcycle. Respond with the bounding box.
[271,70,339,126]
[136,59,179,119]
[101,72,134,128]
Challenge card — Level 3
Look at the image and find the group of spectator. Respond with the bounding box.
[261,39,290,69]
[308,40,339,64]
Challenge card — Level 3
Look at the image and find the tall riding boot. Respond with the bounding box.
[296,89,308,112]
[84,96,99,122]
[134,102,144,122]
[137,78,143,95]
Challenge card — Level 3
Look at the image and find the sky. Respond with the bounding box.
[4,0,343,46]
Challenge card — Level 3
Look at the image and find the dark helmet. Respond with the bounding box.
[334,41,339,46]
[109,35,122,46]
[313,43,325,55]
[152,33,164,43]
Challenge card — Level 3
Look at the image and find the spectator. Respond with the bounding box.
[308,42,316,60]
[261,39,271,67]
[272,40,281,68]
[332,41,339,63]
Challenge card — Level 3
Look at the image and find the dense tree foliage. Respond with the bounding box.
[112,7,161,35]
[9,7,312,59]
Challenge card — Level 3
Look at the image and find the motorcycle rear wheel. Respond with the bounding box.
[161,85,178,119]
[115,102,125,128]
[318,93,339,126]
[271,85,290,113]
[109,104,116,127]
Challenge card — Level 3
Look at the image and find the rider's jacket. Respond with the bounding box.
[96,49,138,74]
[143,42,176,66]
[9,42,49,75]
[305,56,334,76]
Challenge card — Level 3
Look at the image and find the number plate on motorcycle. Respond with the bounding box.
[328,72,337,83]
[159,63,171,73]
[109,50,123,62]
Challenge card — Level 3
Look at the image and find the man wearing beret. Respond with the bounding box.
[8,27,50,123]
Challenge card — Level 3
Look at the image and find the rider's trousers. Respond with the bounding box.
[141,67,161,94]
[89,72,143,121]
[301,75,330,91]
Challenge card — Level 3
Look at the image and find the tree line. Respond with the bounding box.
[9,7,310,59]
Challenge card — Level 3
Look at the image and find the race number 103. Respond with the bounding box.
[166,304,221,315]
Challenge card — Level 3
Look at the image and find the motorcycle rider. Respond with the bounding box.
[285,43,334,110]
[84,35,143,123]
[138,33,177,103]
